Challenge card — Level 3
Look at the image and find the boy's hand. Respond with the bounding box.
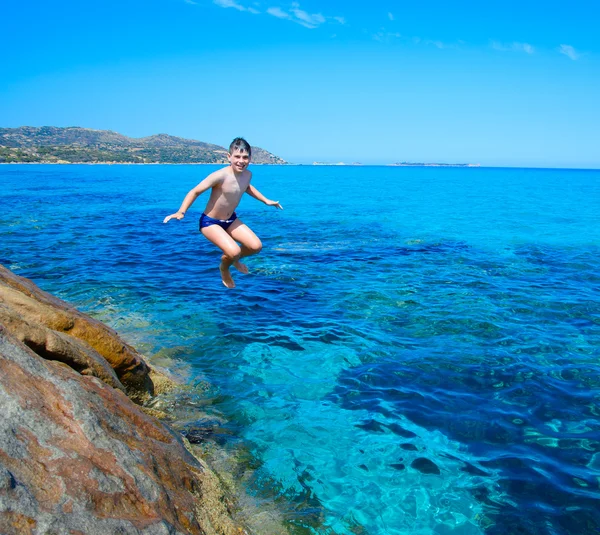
[265,200,283,210]
[163,212,185,223]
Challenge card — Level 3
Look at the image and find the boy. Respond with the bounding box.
[163,137,283,289]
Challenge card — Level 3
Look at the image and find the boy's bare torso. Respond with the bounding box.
[204,167,252,220]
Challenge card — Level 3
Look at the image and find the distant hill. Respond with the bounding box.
[0,126,287,165]
[391,162,480,167]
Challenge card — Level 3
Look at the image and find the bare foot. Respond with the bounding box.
[233,260,249,274]
[219,263,235,289]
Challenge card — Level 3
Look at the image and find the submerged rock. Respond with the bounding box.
[410,457,441,475]
[390,463,406,471]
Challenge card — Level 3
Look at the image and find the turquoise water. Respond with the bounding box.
[1,164,600,534]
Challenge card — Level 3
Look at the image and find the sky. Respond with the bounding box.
[1,0,599,167]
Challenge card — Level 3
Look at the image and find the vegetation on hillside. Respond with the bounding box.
[0,126,287,164]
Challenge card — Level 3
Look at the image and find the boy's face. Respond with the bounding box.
[228,148,251,172]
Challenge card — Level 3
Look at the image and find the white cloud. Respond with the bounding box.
[373,34,457,49]
[373,30,401,43]
[491,41,535,54]
[213,1,342,29]
[291,3,325,28]
[426,40,445,49]
[266,2,337,29]
[214,0,243,10]
[522,43,534,54]
[559,44,580,60]
[267,6,291,19]
[388,12,394,21]
[213,0,259,12]
[496,41,534,53]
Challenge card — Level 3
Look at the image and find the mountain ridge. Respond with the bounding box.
[0,126,287,164]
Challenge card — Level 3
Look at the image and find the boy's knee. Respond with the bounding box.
[223,245,242,260]
[248,241,262,254]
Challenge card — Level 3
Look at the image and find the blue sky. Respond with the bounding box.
[1,0,598,167]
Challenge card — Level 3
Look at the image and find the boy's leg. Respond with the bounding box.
[201,225,241,288]
[227,220,262,274]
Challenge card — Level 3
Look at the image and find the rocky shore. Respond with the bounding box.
[0,264,254,534]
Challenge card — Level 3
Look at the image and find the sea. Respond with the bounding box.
[1,164,599,535]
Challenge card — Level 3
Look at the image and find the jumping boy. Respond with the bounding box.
[163,137,283,288]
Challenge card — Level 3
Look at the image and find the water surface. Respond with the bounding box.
[1,164,599,534]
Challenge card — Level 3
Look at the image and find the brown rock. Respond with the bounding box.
[0,264,152,399]
[0,302,124,391]
[0,327,244,535]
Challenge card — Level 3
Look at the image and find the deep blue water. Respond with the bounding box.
[1,164,600,534]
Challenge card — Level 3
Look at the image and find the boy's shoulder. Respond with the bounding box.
[207,166,230,181]
[211,165,251,183]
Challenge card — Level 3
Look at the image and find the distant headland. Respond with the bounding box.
[390,162,480,167]
[0,126,287,165]
[311,162,480,167]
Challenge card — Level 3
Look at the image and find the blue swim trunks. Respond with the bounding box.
[199,212,238,231]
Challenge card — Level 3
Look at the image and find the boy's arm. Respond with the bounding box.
[245,184,283,210]
[163,171,223,223]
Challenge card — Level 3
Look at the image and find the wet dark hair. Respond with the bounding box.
[229,137,251,157]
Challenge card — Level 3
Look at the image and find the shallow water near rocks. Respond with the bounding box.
[2,164,600,534]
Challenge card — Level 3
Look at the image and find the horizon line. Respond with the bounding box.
[2,162,599,171]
